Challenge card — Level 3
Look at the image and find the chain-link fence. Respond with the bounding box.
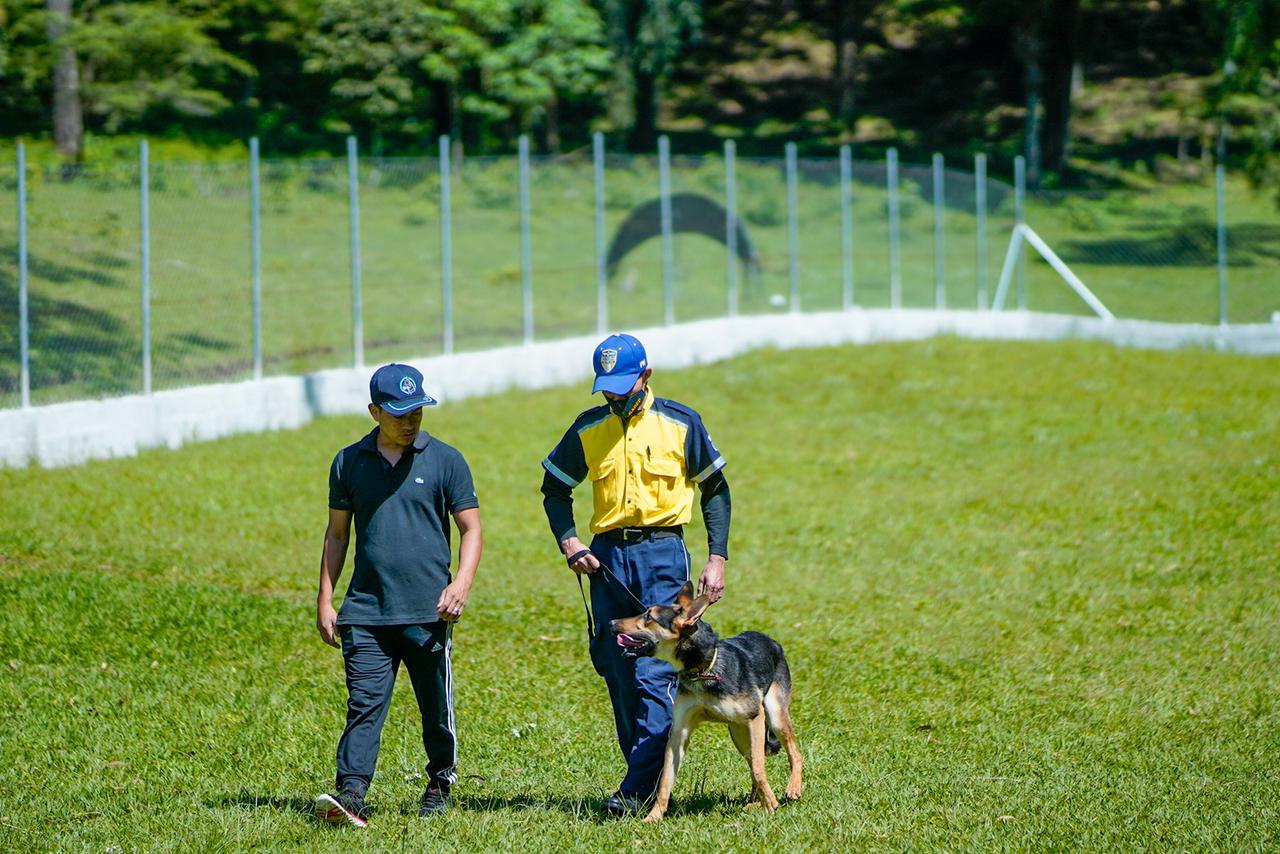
[2,137,1276,409]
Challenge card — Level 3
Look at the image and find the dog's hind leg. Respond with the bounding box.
[727,722,756,802]
[746,711,780,812]
[643,698,698,823]
[764,681,803,801]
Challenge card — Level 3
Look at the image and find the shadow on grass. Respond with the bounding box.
[214,792,318,816]
[212,789,747,824]
[1059,222,1280,268]
[455,791,742,820]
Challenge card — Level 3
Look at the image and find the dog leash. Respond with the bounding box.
[568,548,647,639]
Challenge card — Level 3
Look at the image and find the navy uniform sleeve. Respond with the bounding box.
[328,450,353,511]
[445,449,480,513]
[542,423,588,487]
[541,421,587,546]
[684,410,726,484]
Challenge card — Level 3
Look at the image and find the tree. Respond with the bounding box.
[2,0,252,159]
[46,0,82,159]
[305,0,607,151]
[597,0,701,150]
[1214,0,1280,204]
[479,0,609,151]
[304,0,489,147]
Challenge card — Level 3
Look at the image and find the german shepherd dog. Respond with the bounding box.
[610,581,802,822]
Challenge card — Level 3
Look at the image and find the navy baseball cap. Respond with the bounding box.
[591,333,649,395]
[369,363,438,414]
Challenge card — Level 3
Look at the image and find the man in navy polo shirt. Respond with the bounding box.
[314,363,483,828]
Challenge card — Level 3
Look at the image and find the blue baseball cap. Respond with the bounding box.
[591,333,649,395]
[369,363,438,414]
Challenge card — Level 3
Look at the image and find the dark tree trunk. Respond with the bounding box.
[542,94,561,154]
[629,68,657,151]
[45,0,83,161]
[604,0,635,143]
[432,81,453,140]
[1016,13,1043,187]
[833,0,859,131]
[1039,0,1081,175]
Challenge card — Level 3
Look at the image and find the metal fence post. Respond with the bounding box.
[439,135,454,354]
[519,134,533,345]
[724,139,739,317]
[16,142,30,407]
[140,139,152,395]
[659,135,674,325]
[786,142,800,312]
[975,152,988,309]
[1014,154,1026,310]
[346,136,363,368]
[840,144,854,310]
[250,137,262,379]
[1216,163,1228,325]
[887,147,902,308]
[932,152,945,309]
[593,132,607,335]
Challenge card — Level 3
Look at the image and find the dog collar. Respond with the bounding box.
[689,647,720,682]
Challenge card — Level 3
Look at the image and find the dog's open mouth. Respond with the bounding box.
[615,633,654,656]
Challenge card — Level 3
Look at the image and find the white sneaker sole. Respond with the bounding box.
[314,793,368,828]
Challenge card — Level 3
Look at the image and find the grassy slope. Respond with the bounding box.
[2,154,1277,409]
[1,338,1278,851]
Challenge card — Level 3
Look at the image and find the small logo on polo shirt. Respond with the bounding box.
[600,349,617,372]
[415,477,425,484]
[400,376,417,395]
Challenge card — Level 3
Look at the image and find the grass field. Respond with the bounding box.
[1,338,1278,851]
[1,149,1277,408]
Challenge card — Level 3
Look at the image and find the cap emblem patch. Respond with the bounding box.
[600,349,618,373]
[399,376,416,395]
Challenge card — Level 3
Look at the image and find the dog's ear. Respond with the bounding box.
[674,580,695,612]
[676,595,711,631]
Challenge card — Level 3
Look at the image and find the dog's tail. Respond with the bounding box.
[765,730,781,756]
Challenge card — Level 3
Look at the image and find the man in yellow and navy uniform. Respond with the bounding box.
[540,333,730,816]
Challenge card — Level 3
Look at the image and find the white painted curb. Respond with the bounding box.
[3,309,1277,469]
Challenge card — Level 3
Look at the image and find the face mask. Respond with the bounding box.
[608,385,647,419]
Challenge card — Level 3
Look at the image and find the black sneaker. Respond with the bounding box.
[314,787,369,828]
[418,782,452,816]
[602,790,649,817]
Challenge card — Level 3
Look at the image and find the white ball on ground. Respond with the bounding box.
[769,293,786,308]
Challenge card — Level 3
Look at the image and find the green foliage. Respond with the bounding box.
[68,2,254,129]
[1215,0,1280,204]
[476,0,609,126]
[1,0,252,133]
[304,0,487,132]
[303,0,608,140]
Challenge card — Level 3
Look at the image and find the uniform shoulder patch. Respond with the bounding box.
[652,397,699,425]
[572,403,613,429]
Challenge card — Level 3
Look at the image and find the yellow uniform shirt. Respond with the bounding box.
[542,389,726,535]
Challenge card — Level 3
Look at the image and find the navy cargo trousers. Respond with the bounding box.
[335,621,456,793]
[587,532,691,799]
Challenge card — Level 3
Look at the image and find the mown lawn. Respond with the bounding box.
[1,338,1278,851]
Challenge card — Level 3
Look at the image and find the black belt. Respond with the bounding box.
[598,525,683,544]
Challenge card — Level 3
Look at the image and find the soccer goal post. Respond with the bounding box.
[992,224,1115,320]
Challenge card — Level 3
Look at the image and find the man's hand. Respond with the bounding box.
[317,601,340,648]
[561,536,601,574]
[437,579,470,622]
[698,555,726,603]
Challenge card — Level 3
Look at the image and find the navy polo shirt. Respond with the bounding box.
[328,428,479,626]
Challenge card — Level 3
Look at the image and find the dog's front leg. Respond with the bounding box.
[643,699,697,823]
